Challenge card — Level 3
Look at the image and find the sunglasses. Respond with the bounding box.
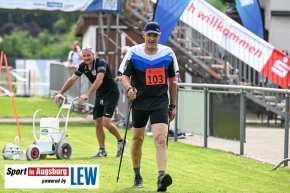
[82,46,94,53]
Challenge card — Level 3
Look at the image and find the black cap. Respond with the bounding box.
[143,21,161,34]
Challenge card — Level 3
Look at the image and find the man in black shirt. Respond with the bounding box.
[54,46,128,158]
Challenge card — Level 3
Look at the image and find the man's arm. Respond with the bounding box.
[168,76,177,121]
[122,74,136,100]
[54,74,78,103]
[66,51,73,68]
[168,77,177,105]
[76,45,83,60]
[77,52,83,61]
[66,59,72,68]
[122,75,131,92]
[78,72,104,104]
[86,73,104,96]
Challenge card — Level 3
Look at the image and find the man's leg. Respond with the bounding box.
[152,123,172,192]
[103,96,128,157]
[103,117,122,140]
[103,117,128,157]
[103,95,123,141]
[91,117,107,158]
[130,109,149,188]
[131,127,145,188]
[93,99,106,151]
[151,123,168,171]
[131,127,145,168]
[95,118,105,148]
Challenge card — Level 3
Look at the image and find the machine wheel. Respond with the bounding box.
[32,141,47,159]
[55,140,72,160]
[26,144,40,161]
[2,143,17,160]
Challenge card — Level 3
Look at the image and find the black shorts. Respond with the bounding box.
[93,91,119,119]
[132,108,168,128]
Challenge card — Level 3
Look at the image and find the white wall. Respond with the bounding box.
[259,0,290,52]
[82,26,97,53]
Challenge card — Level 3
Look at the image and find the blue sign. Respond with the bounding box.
[153,0,191,45]
[235,0,264,39]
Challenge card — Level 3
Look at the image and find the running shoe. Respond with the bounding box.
[133,175,143,188]
[92,149,107,158]
[116,139,128,157]
[157,173,172,192]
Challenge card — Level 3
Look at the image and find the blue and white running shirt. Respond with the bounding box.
[118,43,179,110]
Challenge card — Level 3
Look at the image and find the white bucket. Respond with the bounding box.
[40,117,59,136]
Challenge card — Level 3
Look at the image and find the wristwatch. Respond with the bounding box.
[169,104,176,111]
[127,86,133,95]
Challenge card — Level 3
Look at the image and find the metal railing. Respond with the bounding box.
[175,83,290,167]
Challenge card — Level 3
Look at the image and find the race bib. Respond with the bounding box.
[145,68,166,85]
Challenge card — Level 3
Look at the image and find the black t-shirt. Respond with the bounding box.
[75,58,118,99]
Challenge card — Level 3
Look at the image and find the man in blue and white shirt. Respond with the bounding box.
[119,21,179,192]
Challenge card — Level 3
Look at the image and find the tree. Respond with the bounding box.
[0,11,81,61]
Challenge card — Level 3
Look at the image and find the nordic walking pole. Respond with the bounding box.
[117,101,132,182]
[167,121,170,146]
[167,105,174,146]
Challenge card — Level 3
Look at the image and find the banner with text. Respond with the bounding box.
[180,0,290,88]
[5,164,99,189]
[0,0,120,13]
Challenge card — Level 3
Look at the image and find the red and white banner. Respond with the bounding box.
[180,0,290,88]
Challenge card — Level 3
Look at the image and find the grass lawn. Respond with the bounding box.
[1,97,290,192]
[1,122,290,193]
[0,96,81,118]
